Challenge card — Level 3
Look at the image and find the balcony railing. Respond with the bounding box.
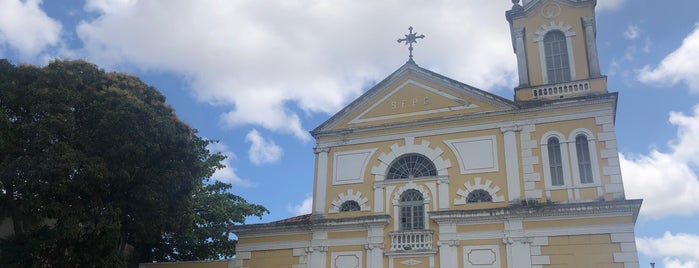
[389,230,434,251]
[531,79,590,99]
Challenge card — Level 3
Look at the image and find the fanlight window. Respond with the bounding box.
[399,189,424,230]
[339,200,361,212]
[544,30,571,83]
[387,153,437,180]
[467,189,493,203]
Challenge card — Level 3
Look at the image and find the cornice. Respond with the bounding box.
[230,214,391,236]
[429,199,642,223]
[312,92,617,141]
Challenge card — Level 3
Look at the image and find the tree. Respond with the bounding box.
[0,59,268,267]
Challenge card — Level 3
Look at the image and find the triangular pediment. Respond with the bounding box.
[312,63,515,135]
[348,79,480,124]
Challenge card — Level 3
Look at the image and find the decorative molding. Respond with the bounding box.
[371,137,451,182]
[392,181,431,205]
[329,189,371,214]
[333,149,377,185]
[331,251,362,268]
[454,177,506,205]
[464,245,501,268]
[400,259,422,266]
[443,135,499,174]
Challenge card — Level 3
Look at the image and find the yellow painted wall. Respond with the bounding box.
[542,234,623,268]
[243,249,298,268]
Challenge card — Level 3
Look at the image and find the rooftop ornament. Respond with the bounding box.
[397,26,425,63]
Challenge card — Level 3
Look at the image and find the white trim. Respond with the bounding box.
[318,109,614,149]
[454,177,506,205]
[443,135,499,174]
[567,129,602,194]
[534,21,577,84]
[392,181,432,230]
[502,128,522,202]
[464,245,501,268]
[331,251,363,268]
[349,79,479,124]
[540,131,572,194]
[328,189,371,214]
[332,148,376,185]
[314,148,330,216]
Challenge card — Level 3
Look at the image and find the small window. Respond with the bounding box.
[547,137,565,186]
[544,30,571,83]
[575,135,594,184]
[399,189,424,230]
[467,189,493,203]
[387,154,437,180]
[339,200,361,212]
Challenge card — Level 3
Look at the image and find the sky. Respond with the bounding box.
[1,0,698,267]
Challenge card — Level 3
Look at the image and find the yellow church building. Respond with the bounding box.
[230,0,642,267]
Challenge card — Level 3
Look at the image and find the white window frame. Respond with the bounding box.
[392,182,431,230]
[534,21,577,84]
[541,131,572,189]
[568,129,601,187]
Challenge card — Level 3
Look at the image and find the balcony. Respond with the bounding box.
[531,79,590,99]
[389,229,434,251]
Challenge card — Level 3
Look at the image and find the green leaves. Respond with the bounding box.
[0,59,267,266]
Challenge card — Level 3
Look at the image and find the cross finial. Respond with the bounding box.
[397,26,425,63]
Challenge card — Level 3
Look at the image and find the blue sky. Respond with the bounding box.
[2,0,698,267]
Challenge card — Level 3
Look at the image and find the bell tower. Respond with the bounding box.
[506,0,606,102]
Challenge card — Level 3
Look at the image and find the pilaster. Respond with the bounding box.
[582,16,602,78]
[314,147,331,218]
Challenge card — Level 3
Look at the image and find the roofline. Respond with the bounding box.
[311,61,516,137]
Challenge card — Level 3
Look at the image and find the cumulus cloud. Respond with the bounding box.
[638,24,699,92]
[0,0,62,58]
[621,105,699,219]
[287,194,313,216]
[596,0,626,12]
[207,141,254,187]
[75,0,516,140]
[245,129,283,165]
[624,24,641,40]
[637,232,699,268]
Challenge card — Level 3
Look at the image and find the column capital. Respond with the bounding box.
[314,146,330,154]
[438,240,460,248]
[500,125,522,134]
[365,243,385,250]
[306,246,328,253]
[502,236,532,245]
[582,16,596,27]
[513,27,526,38]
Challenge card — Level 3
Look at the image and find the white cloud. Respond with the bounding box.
[637,232,699,267]
[621,105,699,219]
[75,1,516,140]
[0,0,62,58]
[596,0,626,12]
[287,194,312,216]
[207,141,254,187]
[638,24,699,92]
[245,129,283,165]
[624,24,641,40]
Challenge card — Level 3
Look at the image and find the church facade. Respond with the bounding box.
[231,1,642,267]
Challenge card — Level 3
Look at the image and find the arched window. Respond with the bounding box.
[387,153,437,180]
[547,137,565,186]
[339,200,361,212]
[544,30,571,83]
[399,189,424,230]
[467,189,493,203]
[575,134,594,184]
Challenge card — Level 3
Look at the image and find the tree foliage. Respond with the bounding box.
[0,59,268,267]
